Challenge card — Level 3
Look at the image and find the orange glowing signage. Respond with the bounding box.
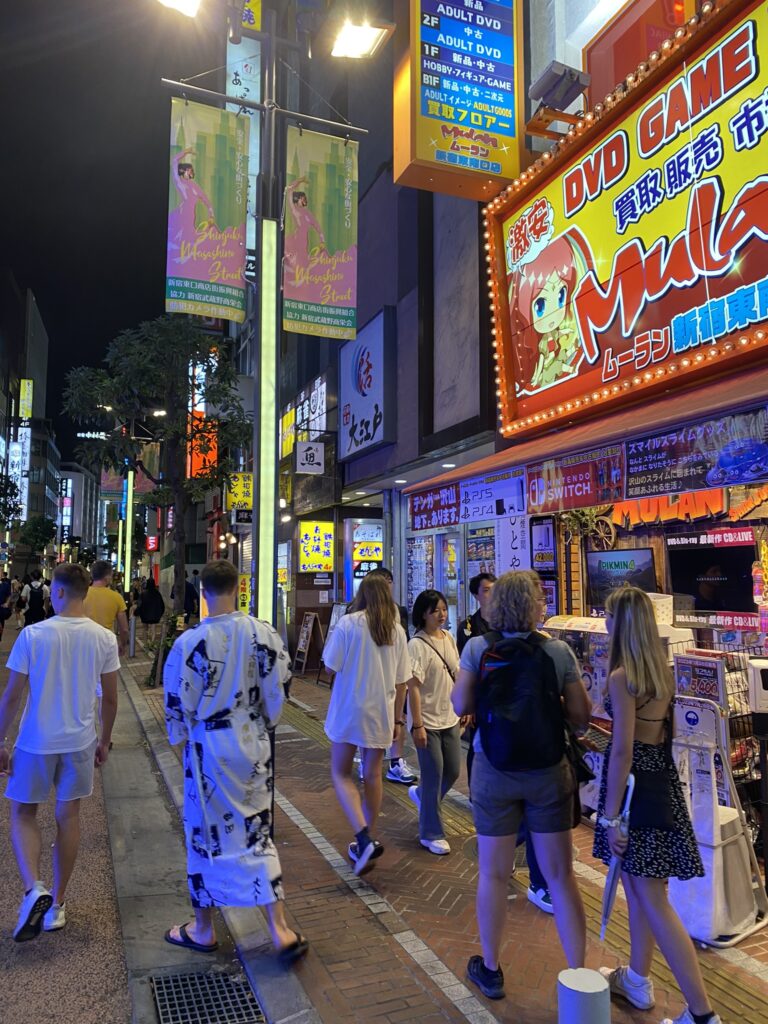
[611,488,726,527]
[486,0,768,437]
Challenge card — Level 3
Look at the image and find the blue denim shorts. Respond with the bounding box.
[470,749,575,837]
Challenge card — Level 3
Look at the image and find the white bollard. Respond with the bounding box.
[557,968,611,1024]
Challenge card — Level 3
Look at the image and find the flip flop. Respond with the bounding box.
[164,923,219,953]
[277,931,309,966]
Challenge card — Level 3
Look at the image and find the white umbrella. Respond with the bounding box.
[600,772,635,941]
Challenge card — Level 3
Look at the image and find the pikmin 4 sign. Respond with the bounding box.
[486,0,768,437]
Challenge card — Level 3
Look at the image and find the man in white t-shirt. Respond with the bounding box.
[0,562,120,942]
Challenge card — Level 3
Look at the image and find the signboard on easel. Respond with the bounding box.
[293,611,324,675]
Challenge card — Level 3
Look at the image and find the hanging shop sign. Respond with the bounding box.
[495,514,531,574]
[282,126,358,340]
[241,0,261,32]
[527,444,625,514]
[410,483,461,531]
[280,404,295,459]
[295,374,328,442]
[460,467,526,523]
[9,428,30,521]
[339,309,395,460]
[612,490,727,528]
[298,521,335,574]
[226,37,262,266]
[530,516,557,573]
[225,472,253,510]
[166,98,248,324]
[296,440,325,475]
[625,406,768,498]
[393,0,525,200]
[487,2,768,437]
[146,536,159,552]
[19,378,34,420]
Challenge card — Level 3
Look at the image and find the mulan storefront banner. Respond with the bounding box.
[282,126,358,340]
[166,98,248,324]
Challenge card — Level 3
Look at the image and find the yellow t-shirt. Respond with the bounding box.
[83,586,127,632]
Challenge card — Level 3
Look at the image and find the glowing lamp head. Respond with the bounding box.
[157,0,201,16]
[331,19,394,59]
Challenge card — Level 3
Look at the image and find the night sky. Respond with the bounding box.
[0,0,223,459]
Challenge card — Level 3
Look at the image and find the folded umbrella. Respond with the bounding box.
[600,772,635,941]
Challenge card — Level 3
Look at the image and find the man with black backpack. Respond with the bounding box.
[451,570,591,1001]
[21,570,49,627]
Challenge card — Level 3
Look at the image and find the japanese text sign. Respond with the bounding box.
[626,406,768,498]
[410,484,460,531]
[298,521,335,573]
[339,310,393,460]
[528,445,625,514]
[675,654,727,708]
[237,574,252,614]
[296,441,325,475]
[225,472,253,510]
[394,1,525,199]
[495,515,531,574]
[488,2,768,435]
[459,466,525,522]
[19,379,33,420]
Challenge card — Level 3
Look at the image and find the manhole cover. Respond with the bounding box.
[150,971,266,1024]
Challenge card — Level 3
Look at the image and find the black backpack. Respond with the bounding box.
[27,583,46,618]
[476,631,565,771]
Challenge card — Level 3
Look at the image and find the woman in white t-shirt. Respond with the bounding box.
[323,574,412,876]
[407,589,463,855]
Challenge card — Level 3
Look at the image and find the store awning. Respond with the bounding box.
[404,366,768,494]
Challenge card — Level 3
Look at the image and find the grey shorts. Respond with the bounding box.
[4,740,97,804]
[470,749,576,837]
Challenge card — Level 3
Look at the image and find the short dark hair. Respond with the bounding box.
[31,569,42,581]
[469,572,496,597]
[91,559,113,582]
[201,559,238,596]
[412,588,447,630]
[53,563,91,599]
[366,566,393,584]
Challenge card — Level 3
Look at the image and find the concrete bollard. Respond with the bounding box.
[557,968,611,1024]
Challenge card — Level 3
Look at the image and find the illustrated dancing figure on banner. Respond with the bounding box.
[284,177,327,272]
[167,148,216,262]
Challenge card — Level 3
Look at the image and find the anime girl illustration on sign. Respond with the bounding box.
[506,198,596,397]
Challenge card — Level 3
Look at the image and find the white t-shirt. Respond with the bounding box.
[21,581,49,603]
[323,611,412,749]
[7,616,120,754]
[407,630,460,731]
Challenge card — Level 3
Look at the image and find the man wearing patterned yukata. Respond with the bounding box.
[162,559,308,965]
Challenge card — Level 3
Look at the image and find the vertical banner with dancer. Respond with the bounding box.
[166,98,249,324]
[282,127,358,340]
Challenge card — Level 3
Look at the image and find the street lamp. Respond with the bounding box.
[157,0,201,15]
[331,19,394,60]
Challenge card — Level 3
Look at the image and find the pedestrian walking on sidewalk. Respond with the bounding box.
[323,573,411,876]
[452,570,591,1000]
[84,560,129,657]
[594,587,719,1024]
[136,577,165,645]
[162,559,308,965]
[406,589,462,856]
[0,562,119,941]
[21,570,50,627]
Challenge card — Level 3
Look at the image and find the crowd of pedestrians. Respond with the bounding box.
[0,555,722,1024]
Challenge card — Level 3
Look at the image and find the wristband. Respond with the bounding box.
[598,815,622,829]
[396,719,406,726]
[410,723,425,731]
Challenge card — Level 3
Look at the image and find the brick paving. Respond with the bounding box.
[137,658,768,1024]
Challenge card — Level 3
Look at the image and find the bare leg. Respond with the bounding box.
[330,742,366,833]
[476,834,517,971]
[622,873,655,976]
[265,900,300,951]
[52,799,81,904]
[624,875,712,1016]
[10,802,42,891]
[387,730,405,762]
[361,748,385,833]
[529,830,585,968]
[167,907,216,946]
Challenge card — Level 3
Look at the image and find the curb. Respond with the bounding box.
[119,661,322,1024]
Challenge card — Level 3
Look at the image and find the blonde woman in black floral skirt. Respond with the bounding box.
[593,586,719,1024]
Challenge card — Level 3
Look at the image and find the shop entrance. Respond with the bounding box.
[435,531,461,632]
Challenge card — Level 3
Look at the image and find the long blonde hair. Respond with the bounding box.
[605,586,673,702]
[354,574,397,647]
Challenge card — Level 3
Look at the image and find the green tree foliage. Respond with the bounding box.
[0,476,22,529]
[63,315,251,612]
[18,515,57,553]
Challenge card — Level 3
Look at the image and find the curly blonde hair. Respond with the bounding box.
[487,570,543,632]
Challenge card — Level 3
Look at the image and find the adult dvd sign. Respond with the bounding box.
[486,2,768,436]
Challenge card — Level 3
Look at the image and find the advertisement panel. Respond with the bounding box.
[459,466,526,522]
[495,514,530,574]
[394,1,525,199]
[9,427,31,521]
[489,3,768,435]
[667,525,757,629]
[298,521,335,573]
[626,406,768,497]
[530,516,557,572]
[226,38,261,262]
[19,379,33,420]
[225,473,253,511]
[410,484,460,531]
[339,310,394,460]
[166,98,248,323]
[466,525,495,578]
[527,444,625,514]
[283,127,358,340]
[674,653,727,708]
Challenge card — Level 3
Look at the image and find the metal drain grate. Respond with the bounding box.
[150,971,266,1024]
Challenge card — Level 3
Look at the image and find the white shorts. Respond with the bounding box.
[4,740,97,804]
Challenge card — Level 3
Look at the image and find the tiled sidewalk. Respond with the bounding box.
[136,654,768,1024]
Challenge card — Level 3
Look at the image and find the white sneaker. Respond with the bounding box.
[420,838,450,855]
[43,903,66,931]
[386,758,418,784]
[13,882,53,942]
[599,966,655,1010]
[661,1010,721,1024]
[408,784,421,810]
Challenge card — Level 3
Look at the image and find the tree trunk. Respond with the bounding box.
[166,432,189,618]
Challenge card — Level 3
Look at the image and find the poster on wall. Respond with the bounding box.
[466,526,496,579]
[626,407,768,498]
[339,309,395,460]
[530,516,557,573]
[527,445,625,514]
[166,98,248,323]
[282,126,358,340]
[495,515,531,575]
[460,467,526,522]
[489,3,768,434]
[406,534,435,610]
[298,521,335,573]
